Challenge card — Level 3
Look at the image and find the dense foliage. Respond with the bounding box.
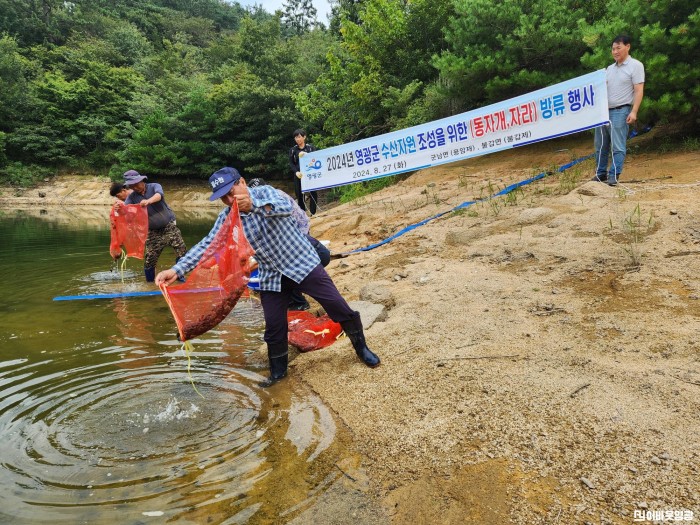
[0,0,697,186]
[579,0,700,125]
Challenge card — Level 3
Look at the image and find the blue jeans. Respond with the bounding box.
[594,106,631,183]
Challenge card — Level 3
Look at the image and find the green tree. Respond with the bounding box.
[286,29,337,88]
[433,0,590,116]
[327,0,363,35]
[282,0,319,35]
[0,0,265,182]
[0,35,32,133]
[229,14,296,85]
[10,47,142,168]
[63,15,153,67]
[113,110,187,177]
[0,0,68,45]
[580,0,700,126]
[210,65,300,177]
[7,124,72,165]
[298,0,452,144]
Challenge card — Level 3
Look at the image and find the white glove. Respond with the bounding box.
[296,171,303,179]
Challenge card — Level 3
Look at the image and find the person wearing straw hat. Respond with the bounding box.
[120,170,187,282]
[156,167,380,387]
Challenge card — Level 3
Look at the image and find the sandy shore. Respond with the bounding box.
[3,131,700,524]
[296,133,700,524]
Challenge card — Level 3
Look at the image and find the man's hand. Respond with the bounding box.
[139,199,149,207]
[155,269,178,286]
[626,111,637,125]
[296,171,303,179]
[235,193,253,213]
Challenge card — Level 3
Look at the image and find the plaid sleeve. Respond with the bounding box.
[250,187,292,217]
[171,208,229,279]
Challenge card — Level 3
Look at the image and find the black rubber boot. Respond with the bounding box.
[288,302,311,311]
[340,313,380,368]
[144,267,156,282]
[288,290,310,311]
[258,343,289,388]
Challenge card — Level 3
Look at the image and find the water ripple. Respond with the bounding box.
[0,343,347,524]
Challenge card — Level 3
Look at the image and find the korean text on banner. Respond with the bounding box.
[300,70,609,192]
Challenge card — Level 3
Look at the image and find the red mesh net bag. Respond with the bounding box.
[109,204,149,259]
[287,311,343,352]
[160,202,255,342]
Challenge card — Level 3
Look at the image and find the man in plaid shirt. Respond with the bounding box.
[156,167,380,387]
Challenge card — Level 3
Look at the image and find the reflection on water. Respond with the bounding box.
[0,208,358,524]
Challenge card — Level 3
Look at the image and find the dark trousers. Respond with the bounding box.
[289,237,330,307]
[260,265,356,347]
[294,177,318,215]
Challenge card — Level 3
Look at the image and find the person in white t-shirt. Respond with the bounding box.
[593,34,645,186]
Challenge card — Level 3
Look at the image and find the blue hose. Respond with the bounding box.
[53,290,162,301]
[340,151,599,256]
[53,286,225,302]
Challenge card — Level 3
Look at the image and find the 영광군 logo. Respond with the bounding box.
[306,158,322,170]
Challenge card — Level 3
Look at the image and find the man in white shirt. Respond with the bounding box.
[593,35,645,186]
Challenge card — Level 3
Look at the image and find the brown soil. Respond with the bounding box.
[297,131,700,524]
[3,128,699,524]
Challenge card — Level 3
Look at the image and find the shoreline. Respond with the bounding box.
[0,175,222,209]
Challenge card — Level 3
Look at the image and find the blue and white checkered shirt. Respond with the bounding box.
[172,186,320,292]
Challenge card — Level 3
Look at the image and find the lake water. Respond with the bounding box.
[0,207,356,524]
